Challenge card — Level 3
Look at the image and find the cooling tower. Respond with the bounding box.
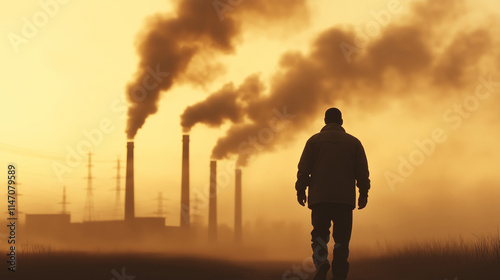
[208,160,217,242]
[235,168,242,243]
[125,141,135,221]
[180,134,190,228]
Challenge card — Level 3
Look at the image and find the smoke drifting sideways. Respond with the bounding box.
[181,0,499,167]
[181,74,264,132]
[125,0,309,139]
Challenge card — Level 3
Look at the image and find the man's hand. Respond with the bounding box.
[358,195,368,210]
[297,191,306,207]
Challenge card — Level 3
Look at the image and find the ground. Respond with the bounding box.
[3,251,499,280]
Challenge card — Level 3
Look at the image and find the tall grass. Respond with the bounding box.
[395,233,500,262]
[2,234,498,279]
[18,243,57,256]
[361,233,500,279]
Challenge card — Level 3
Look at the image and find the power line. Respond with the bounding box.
[0,142,66,161]
[0,142,117,163]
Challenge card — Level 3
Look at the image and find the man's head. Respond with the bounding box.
[324,107,343,125]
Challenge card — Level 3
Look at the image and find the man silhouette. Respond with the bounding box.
[295,108,370,280]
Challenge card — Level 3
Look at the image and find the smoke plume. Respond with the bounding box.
[181,74,264,132]
[125,0,308,139]
[181,0,499,166]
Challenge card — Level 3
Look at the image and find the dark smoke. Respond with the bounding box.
[125,0,308,139]
[181,74,264,132]
[182,0,498,166]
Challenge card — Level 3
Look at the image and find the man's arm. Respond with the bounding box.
[355,140,370,209]
[295,138,315,206]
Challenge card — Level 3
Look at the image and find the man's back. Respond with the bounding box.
[296,123,370,209]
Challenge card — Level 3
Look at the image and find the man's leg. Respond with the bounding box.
[311,203,332,270]
[331,204,353,280]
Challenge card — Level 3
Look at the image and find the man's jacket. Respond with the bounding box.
[295,123,370,209]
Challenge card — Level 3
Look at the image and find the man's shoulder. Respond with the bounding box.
[344,132,362,143]
[307,131,325,142]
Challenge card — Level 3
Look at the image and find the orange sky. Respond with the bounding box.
[1,0,500,253]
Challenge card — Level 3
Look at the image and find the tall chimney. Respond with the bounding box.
[125,141,135,221]
[208,160,217,242]
[180,134,190,228]
[234,169,242,243]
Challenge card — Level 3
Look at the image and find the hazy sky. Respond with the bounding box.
[1,0,499,250]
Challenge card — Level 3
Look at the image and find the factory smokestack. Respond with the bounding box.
[235,169,242,244]
[180,134,190,228]
[125,141,135,221]
[208,160,217,242]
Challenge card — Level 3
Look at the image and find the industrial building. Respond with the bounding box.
[24,134,244,251]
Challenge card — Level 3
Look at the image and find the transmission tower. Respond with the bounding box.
[59,185,70,214]
[191,193,203,227]
[112,157,123,220]
[153,192,168,219]
[83,152,95,222]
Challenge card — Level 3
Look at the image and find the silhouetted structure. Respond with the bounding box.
[153,192,168,219]
[26,214,71,231]
[113,157,123,220]
[24,213,179,251]
[83,152,95,222]
[181,134,190,227]
[191,193,203,227]
[60,186,69,214]
[125,141,135,222]
[25,213,71,244]
[234,169,242,244]
[208,160,217,242]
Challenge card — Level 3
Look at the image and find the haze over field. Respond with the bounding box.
[0,0,499,261]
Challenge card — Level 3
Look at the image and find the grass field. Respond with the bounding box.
[3,234,499,280]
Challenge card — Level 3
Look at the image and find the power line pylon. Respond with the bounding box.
[83,152,95,222]
[152,192,168,219]
[112,157,123,220]
[60,185,70,214]
[191,193,203,227]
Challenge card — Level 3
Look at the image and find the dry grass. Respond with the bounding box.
[2,235,499,279]
[348,234,500,280]
[17,243,56,256]
[394,234,500,262]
